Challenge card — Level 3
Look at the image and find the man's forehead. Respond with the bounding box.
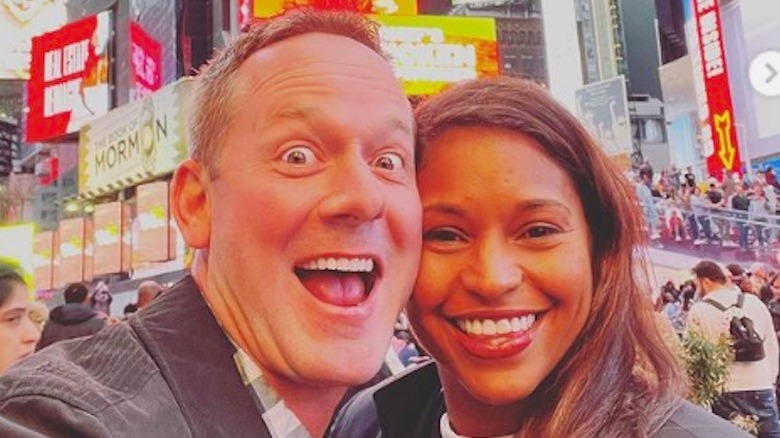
[270,105,413,137]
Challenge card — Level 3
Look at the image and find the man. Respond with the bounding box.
[0,10,421,437]
[136,280,164,309]
[636,168,661,242]
[688,260,780,438]
[36,282,107,350]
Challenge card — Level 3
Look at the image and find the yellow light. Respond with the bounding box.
[64,201,79,213]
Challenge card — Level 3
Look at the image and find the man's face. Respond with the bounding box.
[199,33,421,387]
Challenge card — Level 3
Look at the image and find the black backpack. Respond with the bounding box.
[704,293,765,362]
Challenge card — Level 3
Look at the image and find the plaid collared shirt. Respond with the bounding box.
[233,347,311,438]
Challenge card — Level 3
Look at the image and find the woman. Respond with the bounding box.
[331,77,748,437]
[0,265,41,374]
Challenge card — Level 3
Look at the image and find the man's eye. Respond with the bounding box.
[281,146,316,166]
[373,153,404,171]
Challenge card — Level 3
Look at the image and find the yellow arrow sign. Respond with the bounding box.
[714,111,735,170]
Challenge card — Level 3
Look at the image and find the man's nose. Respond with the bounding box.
[318,157,386,225]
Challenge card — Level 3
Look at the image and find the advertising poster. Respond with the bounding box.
[0,0,67,79]
[33,231,54,292]
[253,0,417,18]
[79,79,192,199]
[92,201,122,276]
[685,0,741,176]
[27,11,112,142]
[575,76,633,160]
[57,217,85,286]
[133,181,170,265]
[129,21,162,102]
[374,15,498,96]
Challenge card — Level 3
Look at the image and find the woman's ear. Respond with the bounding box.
[170,159,210,249]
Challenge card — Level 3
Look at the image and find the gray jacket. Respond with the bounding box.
[0,276,273,438]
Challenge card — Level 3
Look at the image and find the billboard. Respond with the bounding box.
[27,11,112,142]
[79,79,192,199]
[374,15,499,96]
[253,0,417,18]
[133,181,170,265]
[92,201,123,276]
[687,0,741,176]
[575,76,633,159]
[0,0,67,79]
[496,17,547,86]
[57,217,85,286]
[129,22,162,102]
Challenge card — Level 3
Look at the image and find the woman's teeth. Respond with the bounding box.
[456,314,537,336]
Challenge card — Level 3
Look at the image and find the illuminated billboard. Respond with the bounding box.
[27,11,112,142]
[79,79,192,199]
[92,201,123,276]
[129,21,162,101]
[133,181,171,265]
[374,15,499,96]
[0,0,67,79]
[253,0,417,18]
[57,217,85,286]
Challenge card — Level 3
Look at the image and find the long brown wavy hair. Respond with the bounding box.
[414,77,687,437]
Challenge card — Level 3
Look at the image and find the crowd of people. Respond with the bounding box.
[632,161,780,252]
[0,8,767,438]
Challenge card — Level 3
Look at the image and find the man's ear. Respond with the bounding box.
[171,159,210,249]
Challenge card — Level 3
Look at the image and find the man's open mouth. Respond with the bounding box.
[294,256,379,307]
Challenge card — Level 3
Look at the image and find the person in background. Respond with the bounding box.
[688,260,780,438]
[89,281,112,316]
[36,282,107,350]
[332,77,748,438]
[727,264,755,295]
[0,9,420,437]
[0,264,40,375]
[136,280,164,309]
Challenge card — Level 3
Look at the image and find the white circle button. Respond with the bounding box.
[750,51,780,97]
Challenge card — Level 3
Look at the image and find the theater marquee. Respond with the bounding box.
[78,78,192,199]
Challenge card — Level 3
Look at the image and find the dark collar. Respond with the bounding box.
[131,275,272,438]
[374,361,445,438]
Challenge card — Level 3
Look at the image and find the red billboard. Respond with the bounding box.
[693,0,741,176]
[27,12,112,142]
[129,21,162,101]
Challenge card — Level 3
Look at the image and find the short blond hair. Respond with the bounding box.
[188,9,383,177]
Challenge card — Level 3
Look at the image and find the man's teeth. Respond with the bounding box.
[299,257,374,272]
[457,315,536,336]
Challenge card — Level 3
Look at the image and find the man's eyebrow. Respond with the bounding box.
[270,106,413,136]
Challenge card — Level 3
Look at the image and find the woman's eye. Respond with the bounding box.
[281,146,316,166]
[423,228,464,242]
[373,152,404,171]
[523,226,560,239]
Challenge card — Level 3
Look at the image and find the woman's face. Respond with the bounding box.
[409,126,593,405]
[0,282,40,374]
